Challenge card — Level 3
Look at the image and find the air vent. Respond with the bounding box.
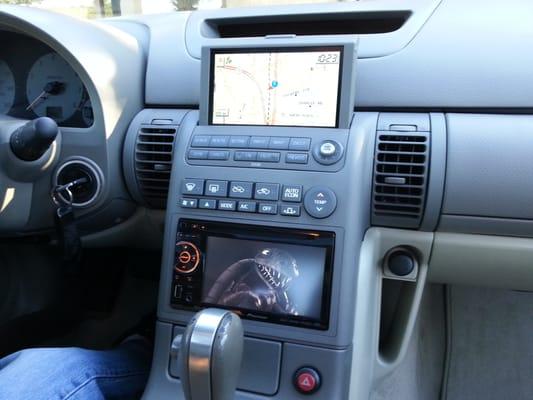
[372,132,429,229]
[135,126,177,208]
[207,11,411,38]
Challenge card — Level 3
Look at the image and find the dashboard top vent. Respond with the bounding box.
[208,11,411,38]
[135,126,177,208]
[372,131,429,229]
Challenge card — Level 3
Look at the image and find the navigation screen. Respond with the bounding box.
[202,237,327,321]
[209,47,343,128]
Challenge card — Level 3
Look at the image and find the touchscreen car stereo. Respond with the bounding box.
[170,219,335,330]
[199,40,357,129]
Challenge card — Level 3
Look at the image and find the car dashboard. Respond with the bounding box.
[1,0,533,399]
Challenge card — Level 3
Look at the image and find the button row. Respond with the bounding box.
[188,150,230,160]
[191,135,311,151]
[181,184,338,219]
[180,198,301,216]
[188,149,309,164]
[182,179,303,202]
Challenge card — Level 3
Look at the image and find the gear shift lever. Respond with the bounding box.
[172,308,244,400]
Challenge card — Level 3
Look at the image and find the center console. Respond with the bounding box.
[143,36,380,399]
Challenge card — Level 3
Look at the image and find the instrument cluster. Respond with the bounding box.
[0,30,93,128]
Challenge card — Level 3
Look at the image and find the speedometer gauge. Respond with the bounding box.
[0,60,15,114]
[26,53,84,123]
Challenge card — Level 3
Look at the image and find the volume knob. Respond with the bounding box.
[319,142,337,157]
[312,140,343,165]
[175,241,201,274]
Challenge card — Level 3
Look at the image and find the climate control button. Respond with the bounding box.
[304,186,337,219]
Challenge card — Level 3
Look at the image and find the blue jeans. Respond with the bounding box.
[0,339,151,400]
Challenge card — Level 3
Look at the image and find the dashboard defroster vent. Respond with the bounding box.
[134,126,177,208]
[372,131,429,229]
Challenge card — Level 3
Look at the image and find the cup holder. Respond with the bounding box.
[54,158,102,207]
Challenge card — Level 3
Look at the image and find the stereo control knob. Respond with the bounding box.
[312,140,343,165]
[175,241,201,274]
[320,142,336,157]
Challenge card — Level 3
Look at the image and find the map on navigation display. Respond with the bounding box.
[210,48,342,127]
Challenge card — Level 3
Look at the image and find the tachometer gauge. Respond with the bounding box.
[0,60,15,114]
[26,53,84,123]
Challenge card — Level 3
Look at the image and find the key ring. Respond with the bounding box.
[50,177,88,207]
[51,184,73,207]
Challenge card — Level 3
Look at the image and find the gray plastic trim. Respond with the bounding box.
[157,111,377,349]
[144,322,352,400]
[428,232,533,291]
[170,326,282,396]
[81,207,165,248]
[420,113,446,231]
[443,114,533,220]
[185,0,442,60]
[143,0,533,109]
[348,227,433,399]
[143,11,198,106]
[439,214,533,239]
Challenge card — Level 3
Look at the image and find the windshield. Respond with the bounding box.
[0,0,341,18]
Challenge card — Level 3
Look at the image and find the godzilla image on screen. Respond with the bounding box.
[202,237,327,321]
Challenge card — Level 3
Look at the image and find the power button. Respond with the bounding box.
[294,367,321,394]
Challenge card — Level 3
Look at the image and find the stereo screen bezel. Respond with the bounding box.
[174,219,335,330]
[199,39,357,129]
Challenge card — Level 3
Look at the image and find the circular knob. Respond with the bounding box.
[303,186,337,219]
[10,117,58,161]
[385,248,417,276]
[312,140,343,165]
[319,142,337,157]
[175,241,201,274]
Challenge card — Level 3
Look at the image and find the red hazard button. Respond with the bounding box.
[294,367,321,394]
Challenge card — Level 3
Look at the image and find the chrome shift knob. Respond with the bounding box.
[173,308,244,400]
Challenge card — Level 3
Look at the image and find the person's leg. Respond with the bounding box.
[0,338,152,400]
